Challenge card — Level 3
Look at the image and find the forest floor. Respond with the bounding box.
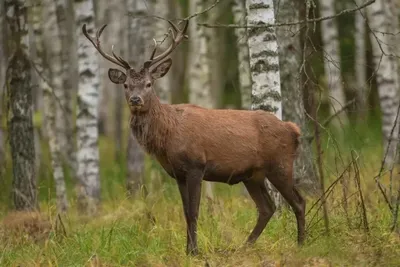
[1,173,399,266]
[1,122,400,266]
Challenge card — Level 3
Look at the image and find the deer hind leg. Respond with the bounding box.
[244,179,276,244]
[267,168,306,245]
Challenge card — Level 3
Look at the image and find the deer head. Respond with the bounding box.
[82,20,189,112]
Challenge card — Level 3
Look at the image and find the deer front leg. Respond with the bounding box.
[176,178,190,252]
[186,170,203,255]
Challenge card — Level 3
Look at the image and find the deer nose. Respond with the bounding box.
[129,96,142,106]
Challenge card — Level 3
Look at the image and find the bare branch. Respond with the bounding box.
[198,0,375,29]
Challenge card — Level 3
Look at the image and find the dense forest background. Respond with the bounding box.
[0,0,399,266]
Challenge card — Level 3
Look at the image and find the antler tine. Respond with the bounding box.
[82,24,131,69]
[111,45,131,69]
[143,39,159,68]
[150,39,158,60]
[144,19,189,68]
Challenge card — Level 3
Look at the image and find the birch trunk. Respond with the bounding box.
[188,0,214,200]
[232,0,252,110]
[41,0,69,212]
[246,0,282,207]
[74,0,101,214]
[55,0,77,176]
[318,0,348,127]
[275,0,318,191]
[367,0,400,168]
[5,0,37,211]
[354,0,367,117]
[126,0,148,196]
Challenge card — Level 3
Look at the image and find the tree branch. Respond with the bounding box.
[198,0,375,28]
[305,98,356,143]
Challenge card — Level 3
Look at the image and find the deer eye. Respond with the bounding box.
[123,84,128,89]
[146,82,151,88]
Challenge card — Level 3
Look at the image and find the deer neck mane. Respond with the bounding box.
[129,94,176,157]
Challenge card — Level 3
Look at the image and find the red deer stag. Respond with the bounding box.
[82,20,306,255]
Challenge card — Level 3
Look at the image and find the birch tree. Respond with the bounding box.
[126,0,148,195]
[5,0,37,211]
[74,0,101,214]
[188,0,214,200]
[318,0,348,127]
[354,0,367,117]
[246,0,282,207]
[232,0,251,109]
[275,0,317,190]
[367,0,400,168]
[41,0,69,212]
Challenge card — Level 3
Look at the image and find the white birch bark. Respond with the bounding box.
[275,0,318,191]
[246,0,282,207]
[318,0,349,126]
[40,0,69,212]
[126,0,148,196]
[188,0,214,200]
[55,0,77,176]
[74,0,101,214]
[354,0,367,116]
[367,0,400,168]
[232,0,252,109]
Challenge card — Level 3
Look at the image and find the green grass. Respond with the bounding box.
[1,116,400,266]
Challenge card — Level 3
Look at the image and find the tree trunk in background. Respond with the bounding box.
[367,0,400,169]
[55,0,77,177]
[354,0,367,118]
[114,1,126,162]
[126,0,148,196]
[5,0,37,211]
[0,2,6,172]
[170,0,185,104]
[29,5,43,174]
[232,0,251,110]
[97,0,117,137]
[42,0,68,213]
[246,0,282,207]
[188,0,214,201]
[154,0,172,104]
[74,0,101,214]
[275,0,318,192]
[318,0,348,127]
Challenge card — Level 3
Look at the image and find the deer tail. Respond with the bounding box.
[286,122,301,150]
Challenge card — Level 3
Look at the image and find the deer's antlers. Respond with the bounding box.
[82,24,131,70]
[144,19,189,69]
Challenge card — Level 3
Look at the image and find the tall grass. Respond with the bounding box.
[1,115,399,266]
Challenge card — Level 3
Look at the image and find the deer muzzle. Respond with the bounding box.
[129,96,143,107]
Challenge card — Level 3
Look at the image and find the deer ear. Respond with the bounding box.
[108,68,127,84]
[151,59,172,80]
